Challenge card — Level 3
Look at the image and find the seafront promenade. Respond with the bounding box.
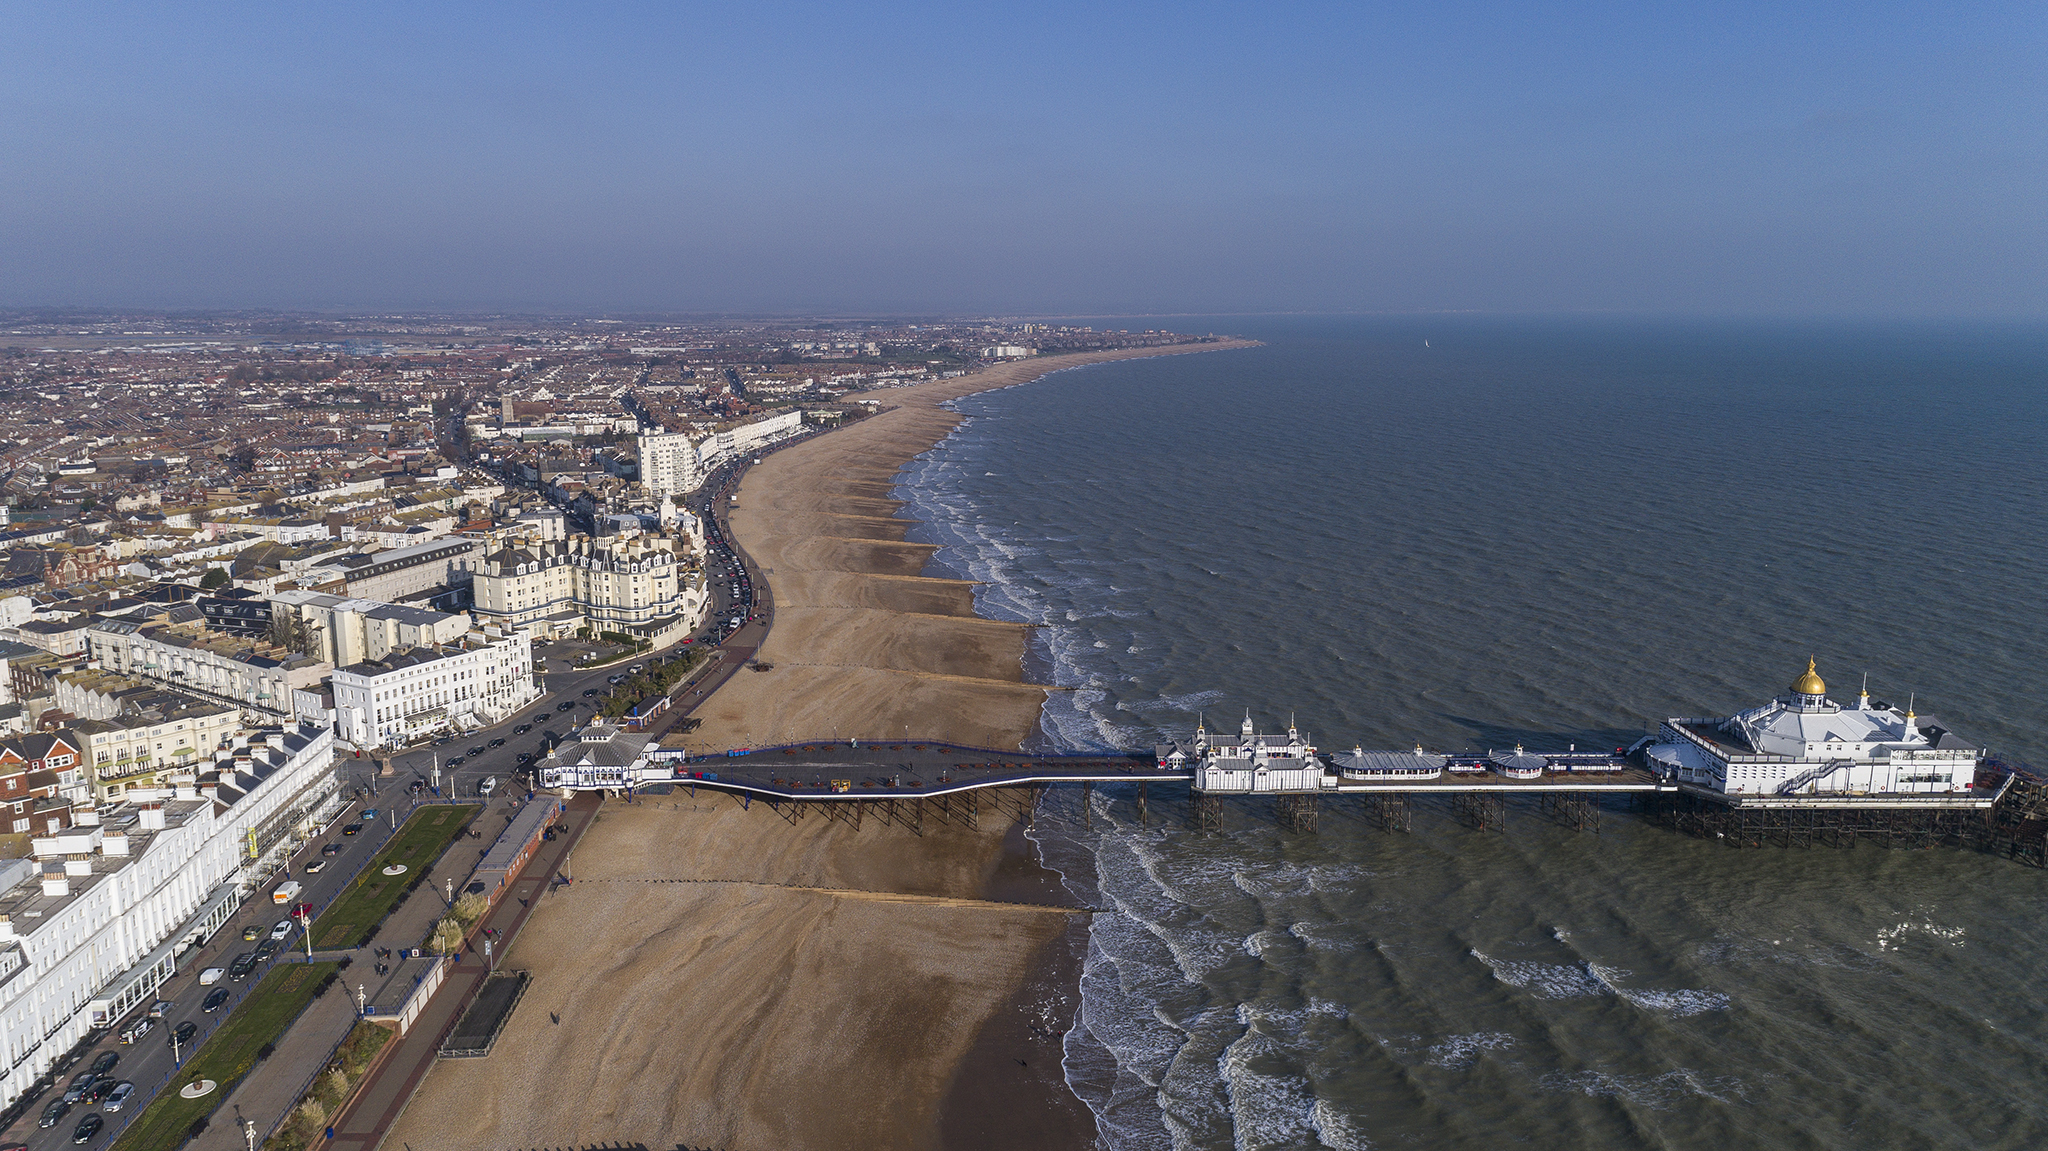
[318,792,600,1149]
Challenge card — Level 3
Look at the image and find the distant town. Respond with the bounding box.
[0,310,1226,1146]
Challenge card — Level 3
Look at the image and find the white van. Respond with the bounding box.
[198,967,226,986]
[479,777,497,797]
[272,880,303,905]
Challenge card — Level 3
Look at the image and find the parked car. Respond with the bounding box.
[242,924,262,941]
[102,1081,134,1112]
[71,1113,103,1143]
[228,951,259,980]
[88,1052,117,1077]
[38,1098,69,1127]
[148,1000,173,1018]
[270,919,294,940]
[169,1021,197,1046]
[202,988,231,1012]
[304,859,326,874]
[360,809,378,821]
[340,823,363,836]
[62,1071,95,1103]
[479,778,497,797]
[82,1079,114,1105]
[119,1018,153,1044]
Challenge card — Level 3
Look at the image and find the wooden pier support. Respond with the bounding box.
[1192,793,1224,833]
[1367,793,1411,833]
[1276,793,1319,833]
[1452,791,1507,831]
[1540,793,1600,833]
[1083,782,1092,829]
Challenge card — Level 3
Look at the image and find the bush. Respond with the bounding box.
[188,1116,209,1138]
[451,892,489,926]
[429,917,464,955]
[257,1041,275,1061]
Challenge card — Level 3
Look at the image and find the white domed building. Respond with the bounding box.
[1643,661,1981,797]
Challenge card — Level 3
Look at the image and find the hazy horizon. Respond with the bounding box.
[4,2,2042,318]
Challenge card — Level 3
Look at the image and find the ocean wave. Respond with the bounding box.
[1475,951,1731,1015]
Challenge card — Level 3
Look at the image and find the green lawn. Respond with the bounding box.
[111,962,339,1151]
[312,805,479,949]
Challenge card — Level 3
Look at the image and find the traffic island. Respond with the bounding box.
[109,962,340,1151]
[311,805,480,949]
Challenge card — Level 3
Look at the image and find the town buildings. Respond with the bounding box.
[328,631,536,748]
[0,723,339,1110]
[85,619,329,722]
[470,531,705,641]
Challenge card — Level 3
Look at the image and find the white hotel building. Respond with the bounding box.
[1644,661,1982,797]
[636,408,803,500]
[330,632,537,748]
[0,724,338,1109]
[470,532,706,641]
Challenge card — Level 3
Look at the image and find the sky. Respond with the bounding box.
[1,2,2042,316]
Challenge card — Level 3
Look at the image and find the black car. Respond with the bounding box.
[169,1020,197,1045]
[340,822,363,836]
[517,752,534,764]
[556,701,575,711]
[72,1112,104,1143]
[468,746,486,757]
[203,987,231,1012]
[63,1070,95,1103]
[322,842,344,856]
[40,1098,71,1127]
[582,688,600,697]
[228,951,259,979]
[255,938,282,960]
[489,738,505,748]
[89,1051,117,1077]
[514,724,531,734]
[82,1077,115,1105]
[446,756,464,767]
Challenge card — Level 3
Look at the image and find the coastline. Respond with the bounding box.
[385,341,1254,1151]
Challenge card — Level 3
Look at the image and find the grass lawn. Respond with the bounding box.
[312,805,479,949]
[111,962,339,1151]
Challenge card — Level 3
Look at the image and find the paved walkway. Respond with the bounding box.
[189,800,508,1151]
[321,792,601,1151]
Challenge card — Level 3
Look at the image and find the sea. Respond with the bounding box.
[893,316,2048,1151]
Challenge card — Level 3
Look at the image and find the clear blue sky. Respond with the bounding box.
[2,2,2041,315]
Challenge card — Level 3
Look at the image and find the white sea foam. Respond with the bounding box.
[1475,951,1730,1015]
[1424,1031,1517,1069]
[1539,1067,1747,1108]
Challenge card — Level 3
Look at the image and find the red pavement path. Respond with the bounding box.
[320,791,602,1151]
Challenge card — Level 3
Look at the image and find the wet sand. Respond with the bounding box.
[385,342,1253,1150]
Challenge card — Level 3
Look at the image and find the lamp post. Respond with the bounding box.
[355,983,366,1018]
[171,1030,182,1066]
[243,1116,258,1151]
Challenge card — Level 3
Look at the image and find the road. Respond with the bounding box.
[5,432,820,1149]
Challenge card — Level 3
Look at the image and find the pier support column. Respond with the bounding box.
[1369,793,1411,833]
[1083,782,1093,829]
[1453,792,1506,831]
[963,790,979,832]
[1192,793,1224,833]
[1277,793,1319,833]
[1137,781,1147,825]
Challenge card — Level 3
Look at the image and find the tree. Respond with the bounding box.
[199,567,230,590]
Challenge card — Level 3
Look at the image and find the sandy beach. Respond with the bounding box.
[386,341,1252,1151]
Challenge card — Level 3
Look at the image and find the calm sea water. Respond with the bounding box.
[895,317,2048,1150]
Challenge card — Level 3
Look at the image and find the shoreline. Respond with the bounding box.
[383,341,1254,1151]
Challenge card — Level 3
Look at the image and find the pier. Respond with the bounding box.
[593,736,2048,864]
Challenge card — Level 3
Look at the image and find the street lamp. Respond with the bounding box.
[355,983,366,1018]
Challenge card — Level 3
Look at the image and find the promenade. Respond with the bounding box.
[319,792,600,1150]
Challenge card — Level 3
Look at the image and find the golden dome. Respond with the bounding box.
[1791,658,1826,697]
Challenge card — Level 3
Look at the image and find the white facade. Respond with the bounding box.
[537,722,665,791]
[1190,714,1332,793]
[269,590,470,667]
[637,409,804,500]
[471,532,707,639]
[87,620,331,721]
[1643,662,1981,797]
[0,724,337,1109]
[331,632,536,748]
